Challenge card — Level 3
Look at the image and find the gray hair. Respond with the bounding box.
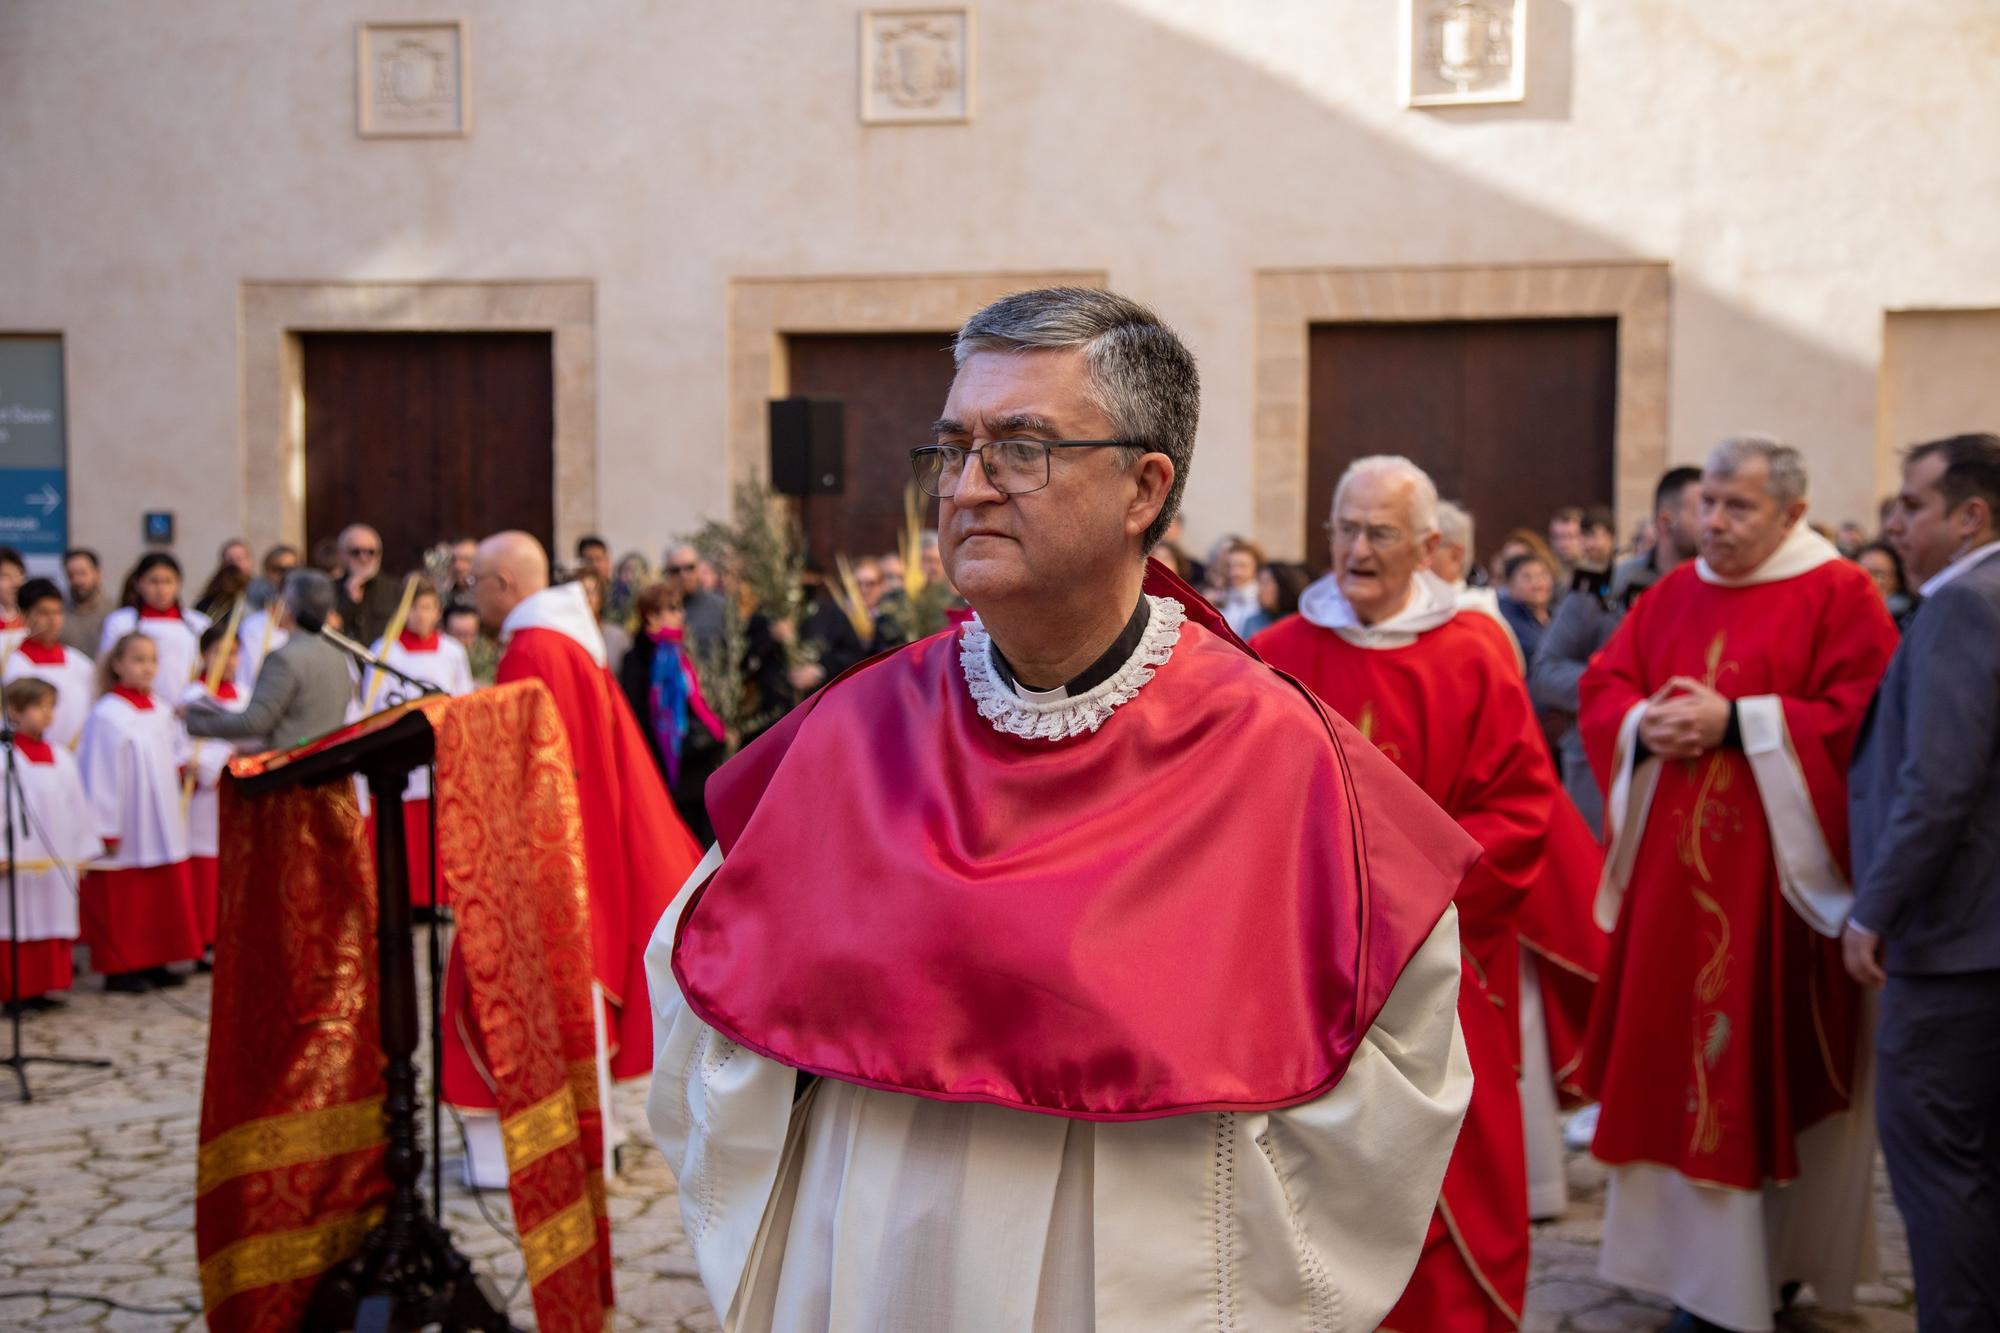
[1707,433,1809,507]
[1332,455,1441,538]
[954,287,1200,550]
[1436,499,1474,554]
[282,569,337,632]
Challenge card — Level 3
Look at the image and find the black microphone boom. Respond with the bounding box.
[315,626,446,700]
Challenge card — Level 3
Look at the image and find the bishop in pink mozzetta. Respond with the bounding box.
[648,288,1479,1332]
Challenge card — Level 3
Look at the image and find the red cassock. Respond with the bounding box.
[1578,559,1896,1190]
[444,612,701,1109]
[1254,608,1604,1331]
[673,564,1480,1123]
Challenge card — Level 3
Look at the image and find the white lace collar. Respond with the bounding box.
[959,595,1186,741]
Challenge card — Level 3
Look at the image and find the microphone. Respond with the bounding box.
[313,625,444,698]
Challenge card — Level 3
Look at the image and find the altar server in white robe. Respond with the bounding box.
[649,288,1476,1332]
[99,553,210,697]
[79,632,202,993]
[4,578,96,749]
[362,584,473,907]
[183,623,254,951]
[0,678,103,1007]
[0,546,30,663]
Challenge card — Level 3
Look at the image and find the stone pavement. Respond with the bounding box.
[0,970,1918,1331]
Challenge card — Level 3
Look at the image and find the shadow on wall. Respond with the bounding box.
[980,1,1875,516]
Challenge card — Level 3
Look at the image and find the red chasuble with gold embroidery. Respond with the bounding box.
[1255,607,1601,1331]
[1578,556,1895,1190]
[671,565,1479,1122]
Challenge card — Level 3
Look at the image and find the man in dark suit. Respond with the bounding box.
[1846,431,2000,1333]
[334,523,404,646]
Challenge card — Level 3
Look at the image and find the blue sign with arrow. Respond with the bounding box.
[0,338,68,557]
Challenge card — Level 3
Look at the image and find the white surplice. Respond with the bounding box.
[98,606,211,697]
[1,745,102,941]
[362,634,474,801]
[3,642,97,749]
[180,683,251,860]
[78,692,190,869]
[647,605,1472,1333]
[1593,520,1878,1330]
[234,610,289,691]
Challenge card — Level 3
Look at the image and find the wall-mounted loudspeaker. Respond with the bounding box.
[769,397,845,496]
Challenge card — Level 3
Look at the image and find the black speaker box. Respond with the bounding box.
[769,397,845,496]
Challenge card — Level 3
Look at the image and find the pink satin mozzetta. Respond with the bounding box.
[671,563,1478,1120]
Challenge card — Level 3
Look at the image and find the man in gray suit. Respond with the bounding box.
[1528,466,1702,833]
[1846,431,2000,1333]
[185,570,356,751]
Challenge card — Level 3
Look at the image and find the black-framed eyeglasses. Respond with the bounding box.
[911,439,1129,499]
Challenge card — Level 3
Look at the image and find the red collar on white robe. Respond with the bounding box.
[398,630,441,653]
[110,685,155,710]
[14,737,54,764]
[137,605,185,622]
[18,639,67,666]
[499,584,608,668]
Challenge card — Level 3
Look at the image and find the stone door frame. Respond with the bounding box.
[1252,261,1670,558]
[239,279,595,557]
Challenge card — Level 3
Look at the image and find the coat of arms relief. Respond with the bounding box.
[861,9,972,124]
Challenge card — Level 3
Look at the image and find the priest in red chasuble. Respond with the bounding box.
[446,532,703,1185]
[647,289,1480,1332]
[1579,436,1898,1333]
[1255,455,1606,1332]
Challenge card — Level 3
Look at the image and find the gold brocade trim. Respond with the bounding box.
[520,1196,598,1286]
[199,1205,385,1311]
[1436,1198,1525,1326]
[567,1058,600,1111]
[501,1087,581,1176]
[196,1097,386,1198]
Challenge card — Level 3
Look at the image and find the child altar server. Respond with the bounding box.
[0,547,30,662]
[0,679,102,1010]
[78,632,200,993]
[3,578,96,749]
[184,624,251,951]
[363,583,474,906]
[99,553,211,699]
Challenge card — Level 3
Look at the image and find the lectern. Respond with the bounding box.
[232,707,516,1333]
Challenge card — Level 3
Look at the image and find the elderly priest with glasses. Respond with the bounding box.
[647,287,1480,1331]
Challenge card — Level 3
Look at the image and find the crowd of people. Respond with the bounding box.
[2,325,1994,1330]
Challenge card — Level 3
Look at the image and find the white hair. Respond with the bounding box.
[1707,433,1809,507]
[1332,455,1441,537]
[1436,500,1474,553]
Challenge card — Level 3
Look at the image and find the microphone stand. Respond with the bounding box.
[311,622,468,1317]
[3,726,110,1102]
[318,626,447,702]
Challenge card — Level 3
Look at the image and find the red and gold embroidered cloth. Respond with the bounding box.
[196,684,610,1331]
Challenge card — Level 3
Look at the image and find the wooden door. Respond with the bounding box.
[784,333,958,567]
[302,332,555,577]
[1305,319,1617,570]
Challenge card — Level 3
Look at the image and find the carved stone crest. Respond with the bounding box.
[1403,0,1526,107]
[357,21,471,137]
[861,8,972,124]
